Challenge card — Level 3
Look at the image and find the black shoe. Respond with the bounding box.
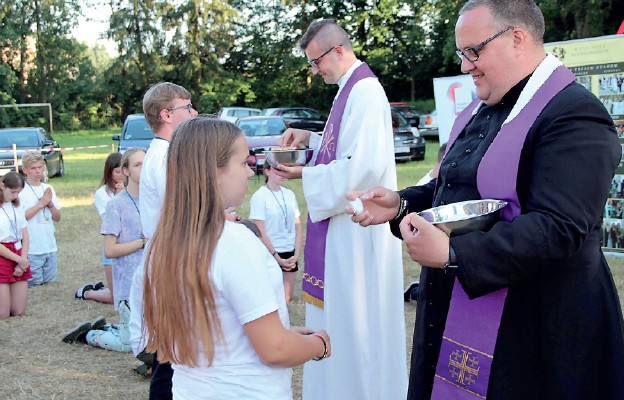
[62,322,91,343]
[404,281,419,302]
[75,284,95,300]
[93,281,105,291]
[91,316,106,331]
[136,350,155,368]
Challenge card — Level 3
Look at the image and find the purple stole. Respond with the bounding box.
[431,64,575,399]
[302,63,377,308]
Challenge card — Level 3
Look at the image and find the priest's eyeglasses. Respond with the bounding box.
[166,103,194,113]
[308,45,343,69]
[455,27,513,62]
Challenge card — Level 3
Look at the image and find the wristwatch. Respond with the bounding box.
[443,245,459,276]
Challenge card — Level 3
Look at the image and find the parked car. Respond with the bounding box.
[390,103,421,127]
[392,111,425,162]
[236,116,288,172]
[0,127,64,178]
[262,107,327,132]
[216,107,262,123]
[112,114,154,152]
[418,110,439,138]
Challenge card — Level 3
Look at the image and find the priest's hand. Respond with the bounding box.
[346,187,401,226]
[279,128,311,148]
[399,213,449,268]
[273,164,303,179]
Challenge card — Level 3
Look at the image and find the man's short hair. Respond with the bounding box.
[142,82,192,132]
[460,0,545,44]
[300,19,352,51]
[22,151,44,168]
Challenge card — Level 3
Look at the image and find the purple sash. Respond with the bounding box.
[302,63,377,308]
[431,65,575,399]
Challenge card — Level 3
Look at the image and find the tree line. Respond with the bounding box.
[0,0,622,131]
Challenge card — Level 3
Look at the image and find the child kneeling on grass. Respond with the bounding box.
[0,172,30,319]
[19,151,61,288]
[63,148,146,352]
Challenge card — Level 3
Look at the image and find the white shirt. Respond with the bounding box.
[171,222,292,399]
[94,185,114,218]
[249,185,300,252]
[19,183,60,254]
[139,138,169,239]
[0,201,27,243]
[129,137,168,356]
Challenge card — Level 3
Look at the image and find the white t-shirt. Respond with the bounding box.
[94,185,114,218]
[249,185,300,252]
[19,183,60,254]
[139,138,168,239]
[0,201,27,243]
[172,221,292,400]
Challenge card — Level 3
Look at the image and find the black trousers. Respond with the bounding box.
[149,352,173,400]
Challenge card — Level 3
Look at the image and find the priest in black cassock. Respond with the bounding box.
[348,0,624,399]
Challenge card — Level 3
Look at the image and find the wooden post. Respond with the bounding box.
[12,143,18,172]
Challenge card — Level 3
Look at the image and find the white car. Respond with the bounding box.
[216,107,262,123]
[418,110,439,138]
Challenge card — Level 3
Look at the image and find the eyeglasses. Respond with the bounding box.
[166,103,194,113]
[308,45,342,69]
[455,27,513,62]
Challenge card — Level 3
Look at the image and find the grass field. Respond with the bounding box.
[0,131,623,399]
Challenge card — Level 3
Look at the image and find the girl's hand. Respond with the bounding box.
[114,182,124,194]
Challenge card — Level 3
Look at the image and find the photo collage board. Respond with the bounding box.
[545,35,624,251]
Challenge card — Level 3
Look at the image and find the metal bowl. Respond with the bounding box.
[418,199,507,236]
[264,148,314,167]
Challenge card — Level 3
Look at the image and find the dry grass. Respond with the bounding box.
[1,143,623,399]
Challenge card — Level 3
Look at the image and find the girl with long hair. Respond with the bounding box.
[143,118,330,399]
[76,152,124,303]
[0,172,29,319]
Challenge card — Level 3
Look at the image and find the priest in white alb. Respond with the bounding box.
[274,18,408,400]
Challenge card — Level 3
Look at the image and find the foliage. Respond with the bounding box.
[0,0,621,130]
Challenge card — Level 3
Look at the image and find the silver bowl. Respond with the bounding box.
[418,199,507,236]
[264,148,314,167]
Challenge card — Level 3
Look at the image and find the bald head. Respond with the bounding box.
[300,19,352,52]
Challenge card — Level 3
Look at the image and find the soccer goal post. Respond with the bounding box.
[0,103,53,133]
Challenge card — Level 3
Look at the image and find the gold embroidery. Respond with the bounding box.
[302,272,324,288]
[319,124,335,162]
[442,336,494,358]
[302,292,324,309]
[448,349,480,385]
[433,375,486,399]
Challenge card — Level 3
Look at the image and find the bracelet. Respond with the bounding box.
[271,251,277,257]
[393,193,408,220]
[312,333,328,361]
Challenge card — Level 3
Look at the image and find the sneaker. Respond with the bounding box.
[93,281,105,291]
[75,284,95,300]
[91,316,107,331]
[404,281,419,302]
[62,322,92,344]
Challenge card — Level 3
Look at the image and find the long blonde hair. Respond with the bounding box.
[143,117,243,366]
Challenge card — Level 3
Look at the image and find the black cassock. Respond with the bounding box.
[393,77,624,400]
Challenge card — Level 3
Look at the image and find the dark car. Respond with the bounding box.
[392,111,425,162]
[112,114,154,152]
[236,116,288,172]
[0,127,64,178]
[390,104,421,127]
[262,107,327,132]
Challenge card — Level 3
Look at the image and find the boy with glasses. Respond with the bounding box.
[128,82,198,399]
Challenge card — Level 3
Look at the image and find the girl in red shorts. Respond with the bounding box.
[0,172,30,319]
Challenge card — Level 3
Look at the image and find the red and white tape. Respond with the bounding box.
[0,144,112,153]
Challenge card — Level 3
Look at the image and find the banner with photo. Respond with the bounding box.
[545,34,624,251]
